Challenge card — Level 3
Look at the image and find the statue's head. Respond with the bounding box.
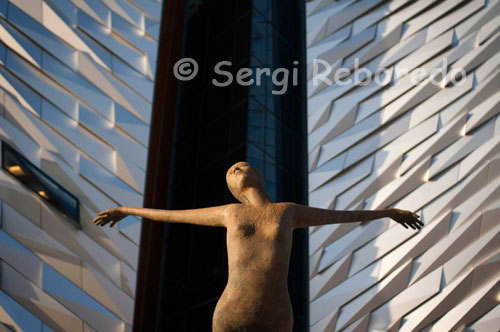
[226,161,268,202]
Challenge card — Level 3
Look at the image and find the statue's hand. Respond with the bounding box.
[390,208,423,230]
[93,207,128,228]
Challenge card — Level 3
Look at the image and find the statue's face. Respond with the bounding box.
[226,161,264,199]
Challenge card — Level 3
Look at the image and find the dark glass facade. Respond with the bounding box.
[247,1,309,330]
[157,1,252,329]
[138,0,308,331]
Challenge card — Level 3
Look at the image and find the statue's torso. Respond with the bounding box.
[212,203,294,332]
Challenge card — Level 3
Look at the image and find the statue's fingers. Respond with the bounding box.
[110,221,117,228]
[411,217,420,228]
[94,214,106,221]
[98,216,109,225]
[400,221,409,229]
[99,218,111,227]
[100,219,110,226]
[96,214,109,222]
[409,216,423,227]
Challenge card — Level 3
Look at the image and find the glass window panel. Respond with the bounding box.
[265,180,277,201]
[247,143,264,172]
[265,155,276,183]
[248,99,265,146]
[1,142,80,225]
[250,10,268,64]
[253,0,270,17]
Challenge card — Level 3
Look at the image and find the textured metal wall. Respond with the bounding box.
[0,0,162,331]
[306,0,500,331]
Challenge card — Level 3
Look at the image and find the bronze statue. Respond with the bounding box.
[93,161,422,332]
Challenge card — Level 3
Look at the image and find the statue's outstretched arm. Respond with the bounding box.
[92,205,231,228]
[289,204,422,230]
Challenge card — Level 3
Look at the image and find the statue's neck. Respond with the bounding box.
[241,187,271,207]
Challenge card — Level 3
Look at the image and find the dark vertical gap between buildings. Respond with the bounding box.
[133,0,187,331]
[136,1,308,331]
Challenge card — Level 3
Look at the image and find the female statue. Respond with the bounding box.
[93,161,422,332]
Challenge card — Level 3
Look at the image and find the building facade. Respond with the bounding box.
[306,0,500,331]
[0,0,312,331]
[0,0,162,331]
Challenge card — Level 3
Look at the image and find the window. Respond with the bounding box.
[1,142,80,227]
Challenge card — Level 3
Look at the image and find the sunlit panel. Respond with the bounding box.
[307,0,500,330]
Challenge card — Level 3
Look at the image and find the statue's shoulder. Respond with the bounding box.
[274,202,297,208]
[223,203,245,219]
[272,202,297,214]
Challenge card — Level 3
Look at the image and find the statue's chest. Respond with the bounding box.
[234,221,287,243]
[231,205,291,242]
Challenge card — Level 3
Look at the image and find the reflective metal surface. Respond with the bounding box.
[0,0,163,330]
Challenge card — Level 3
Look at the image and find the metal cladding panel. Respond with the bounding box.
[0,0,162,331]
[306,0,500,331]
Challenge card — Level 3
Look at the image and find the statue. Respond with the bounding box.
[93,161,423,332]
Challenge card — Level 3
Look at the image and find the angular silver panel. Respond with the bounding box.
[307,0,500,330]
[0,0,163,330]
